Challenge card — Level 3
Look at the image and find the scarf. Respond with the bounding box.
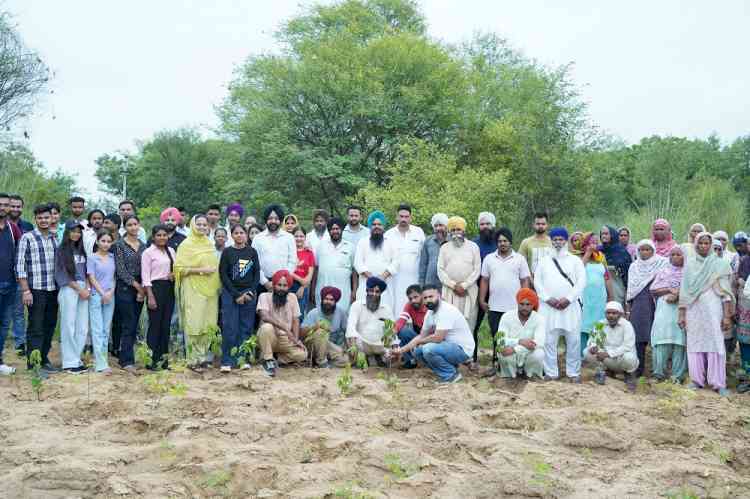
[174,216,221,298]
[679,232,733,307]
[626,239,667,301]
[600,225,632,282]
[568,231,585,257]
[652,219,676,257]
[581,232,606,264]
[650,247,684,291]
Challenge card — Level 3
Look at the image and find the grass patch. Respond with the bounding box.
[201,469,232,490]
[580,410,611,427]
[384,453,419,481]
[330,481,375,499]
[651,382,696,418]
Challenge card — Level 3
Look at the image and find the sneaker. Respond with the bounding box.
[99,368,113,376]
[42,364,62,373]
[624,374,637,393]
[220,365,232,373]
[122,365,137,375]
[64,367,84,375]
[0,364,16,376]
[594,370,606,385]
[717,388,730,397]
[262,360,277,377]
[439,372,463,384]
[737,382,750,394]
[241,363,251,370]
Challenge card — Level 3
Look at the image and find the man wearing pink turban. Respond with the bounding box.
[652,218,677,257]
[159,207,186,250]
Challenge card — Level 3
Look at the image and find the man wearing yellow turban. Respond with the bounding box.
[438,216,482,330]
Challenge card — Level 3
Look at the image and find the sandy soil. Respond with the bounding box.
[1,347,749,499]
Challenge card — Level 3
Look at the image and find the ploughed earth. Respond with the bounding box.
[1,345,749,499]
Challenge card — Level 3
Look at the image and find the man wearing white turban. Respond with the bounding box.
[419,213,448,288]
[472,211,497,366]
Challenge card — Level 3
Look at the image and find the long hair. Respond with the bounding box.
[59,226,85,279]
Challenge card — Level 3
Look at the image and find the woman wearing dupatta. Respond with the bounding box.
[573,232,613,356]
[617,226,637,260]
[175,215,221,368]
[600,225,632,305]
[681,223,706,259]
[626,240,668,378]
[678,232,733,396]
[649,246,687,382]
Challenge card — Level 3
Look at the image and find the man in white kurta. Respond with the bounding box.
[314,218,356,306]
[385,205,425,317]
[497,289,546,379]
[354,211,398,315]
[582,301,638,390]
[535,227,586,382]
[438,217,481,330]
[306,209,331,253]
[252,205,298,290]
[346,277,393,361]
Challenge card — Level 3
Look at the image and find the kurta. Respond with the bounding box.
[497,309,546,378]
[385,225,425,316]
[629,286,655,344]
[437,240,481,329]
[581,262,607,333]
[534,251,586,333]
[314,239,355,306]
[354,236,399,316]
[651,295,684,346]
[686,287,726,354]
[606,264,626,304]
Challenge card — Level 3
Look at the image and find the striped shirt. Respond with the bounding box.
[16,228,58,291]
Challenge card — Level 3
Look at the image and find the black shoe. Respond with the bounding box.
[624,373,637,392]
[64,366,87,375]
[262,360,277,377]
[42,364,62,373]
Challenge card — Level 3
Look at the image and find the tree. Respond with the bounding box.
[0,143,75,208]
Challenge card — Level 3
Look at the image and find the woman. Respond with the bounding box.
[114,215,145,373]
[243,215,257,233]
[568,231,584,257]
[736,254,750,392]
[214,227,228,256]
[87,229,116,374]
[681,223,706,258]
[575,233,613,355]
[55,220,89,374]
[284,214,299,233]
[49,202,64,243]
[175,214,221,370]
[141,225,176,369]
[219,224,260,372]
[650,246,687,383]
[678,232,733,396]
[247,223,262,243]
[600,225,632,305]
[626,239,667,378]
[291,226,315,317]
[618,226,637,259]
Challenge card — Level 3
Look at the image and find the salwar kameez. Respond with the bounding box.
[629,286,655,377]
[580,262,607,356]
[685,288,726,389]
[651,296,687,381]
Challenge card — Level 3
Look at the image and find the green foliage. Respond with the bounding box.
[495,330,506,351]
[200,469,232,490]
[331,481,375,499]
[384,452,418,480]
[142,370,187,409]
[0,144,76,212]
[381,319,396,348]
[231,335,259,365]
[135,342,153,369]
[337,362,353,396]
[28,349,43,401]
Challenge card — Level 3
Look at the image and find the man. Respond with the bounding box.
[437,216,481,330]
[252,204,297,292]
[651,218,676,258]
[518,212,553,277]
[535,227,586,383]
[346,276,393,366]
[385,204,425,316]
[206,204,222,241]
[49,202,64,243]
[68,196,88,228]
[8,194,34,233]
[306,209,331,253]
[256,270,307,377]
[354,211,398,314]
[419,213,448,288]
[0,193,20,374]
[479,227,531,368]
[16,204,59,374]
[102,213,121,241]
[83,209,105,256]
[393,284,428,368]
[224,203,244,248]
[473,211,498,347]
[582,301,638,391]
[176,207,189,236]
[395,285,475,384]
[342,205,370,258]
[312,217,357,307]
[158,207,187,251]
[118,200,147,243]
[300,286,348,368]
[496,289,546,380]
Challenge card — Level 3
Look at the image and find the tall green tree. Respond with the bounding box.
[0,143,75,208]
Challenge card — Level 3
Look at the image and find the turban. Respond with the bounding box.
[447,216,466,232]
[516,288,539,311]
[367,210,387,228]
[160,207,182,225]
[320,286,342,303]
[271,270,292,287]
[226,203,244,218]
[431,213,449,228]
[478,212,496,227]
[712,238,723,249]
[549,227,569,240]
[713,230,729,241]
[366,276,387,292]
[327,217,345,231]
[495,226,513,244]
[733,231,748,245]
[605,301,624,314]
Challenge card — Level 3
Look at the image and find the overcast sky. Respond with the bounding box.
[7,0,750,197]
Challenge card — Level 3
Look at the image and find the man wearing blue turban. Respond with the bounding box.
[353,210,398,317]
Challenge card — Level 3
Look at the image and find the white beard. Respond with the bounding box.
[553,246,568,258]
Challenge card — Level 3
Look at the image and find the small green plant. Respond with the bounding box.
[230,335,259,365]
[28,349,43,401]
[377,372,400,392]
[135,341,153,369]
[348,344,368,370]
[142,370,187,409]
[331,481,375,499]
[665,486,700,499]
[495,330,507,351]
[201,469,232,490]
[381,318,396,348]
[206,324,223,357]
[384,453,418,480]
[337,362,353,395]
[591,321,607,349]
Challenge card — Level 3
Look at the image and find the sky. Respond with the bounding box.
[7,0,750,197]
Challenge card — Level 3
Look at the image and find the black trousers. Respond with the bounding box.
[147,280,175,369]
[116,283,143,368]
[635,341,648,378]
[487,310,505,365]
[26,289,58,368]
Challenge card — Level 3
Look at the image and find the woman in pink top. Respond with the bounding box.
[141,224,176,369]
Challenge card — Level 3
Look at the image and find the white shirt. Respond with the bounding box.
[354,236,399,314]
[176,226,189,236]
[82,227,98,257]
[251,229,297,285]
[534,248,586,333]
[306,229,330,253]
[385,225,425,313]
[343,224,370,257]
[346,300,393,346]
[584,317,636,358]
[422,301,475,357]
[497,309,546,349]
[481,250,531,312]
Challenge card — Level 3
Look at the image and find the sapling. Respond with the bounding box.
[135,341,153,370]
[348,344,368,370]
[590,321,608,384]
[230,335,259,365]
[28,349,43,401]
[142,370,187,409]
[337,362,353,395]
[495,330,507,351]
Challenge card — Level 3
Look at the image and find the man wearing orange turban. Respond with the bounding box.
[495,288,546,379]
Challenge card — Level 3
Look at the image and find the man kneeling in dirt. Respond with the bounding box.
[394,285,475,384]
[346,277,393,366]
[496,288,546,380]
[300,286,348,368]
[257,270,307,377]
[581,301,638,392]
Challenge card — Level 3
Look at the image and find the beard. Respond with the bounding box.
[425,300,440,311]
[370,231,384,250]
[331,233,342,243]
[366,294,381,312]
[479,228,493,243]
[322,303,336,315]
[452,235,465,247]
[410,301,422,310]
[267,222,280,233]
[535,227,546,234]
[272,290,288,308]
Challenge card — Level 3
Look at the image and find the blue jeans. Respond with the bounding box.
[10,286,25,348]
[0,281,17,362]
[415,341,469,381]
[740,342,750,375]
[290,282,308,319]
[89,292,115,371]
[397,326,419,366]
[59,282,89,369]
[220,289,257,367]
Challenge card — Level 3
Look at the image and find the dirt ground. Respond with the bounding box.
[1,345,750,499]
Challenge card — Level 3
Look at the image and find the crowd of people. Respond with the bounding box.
[0,192,749,393]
